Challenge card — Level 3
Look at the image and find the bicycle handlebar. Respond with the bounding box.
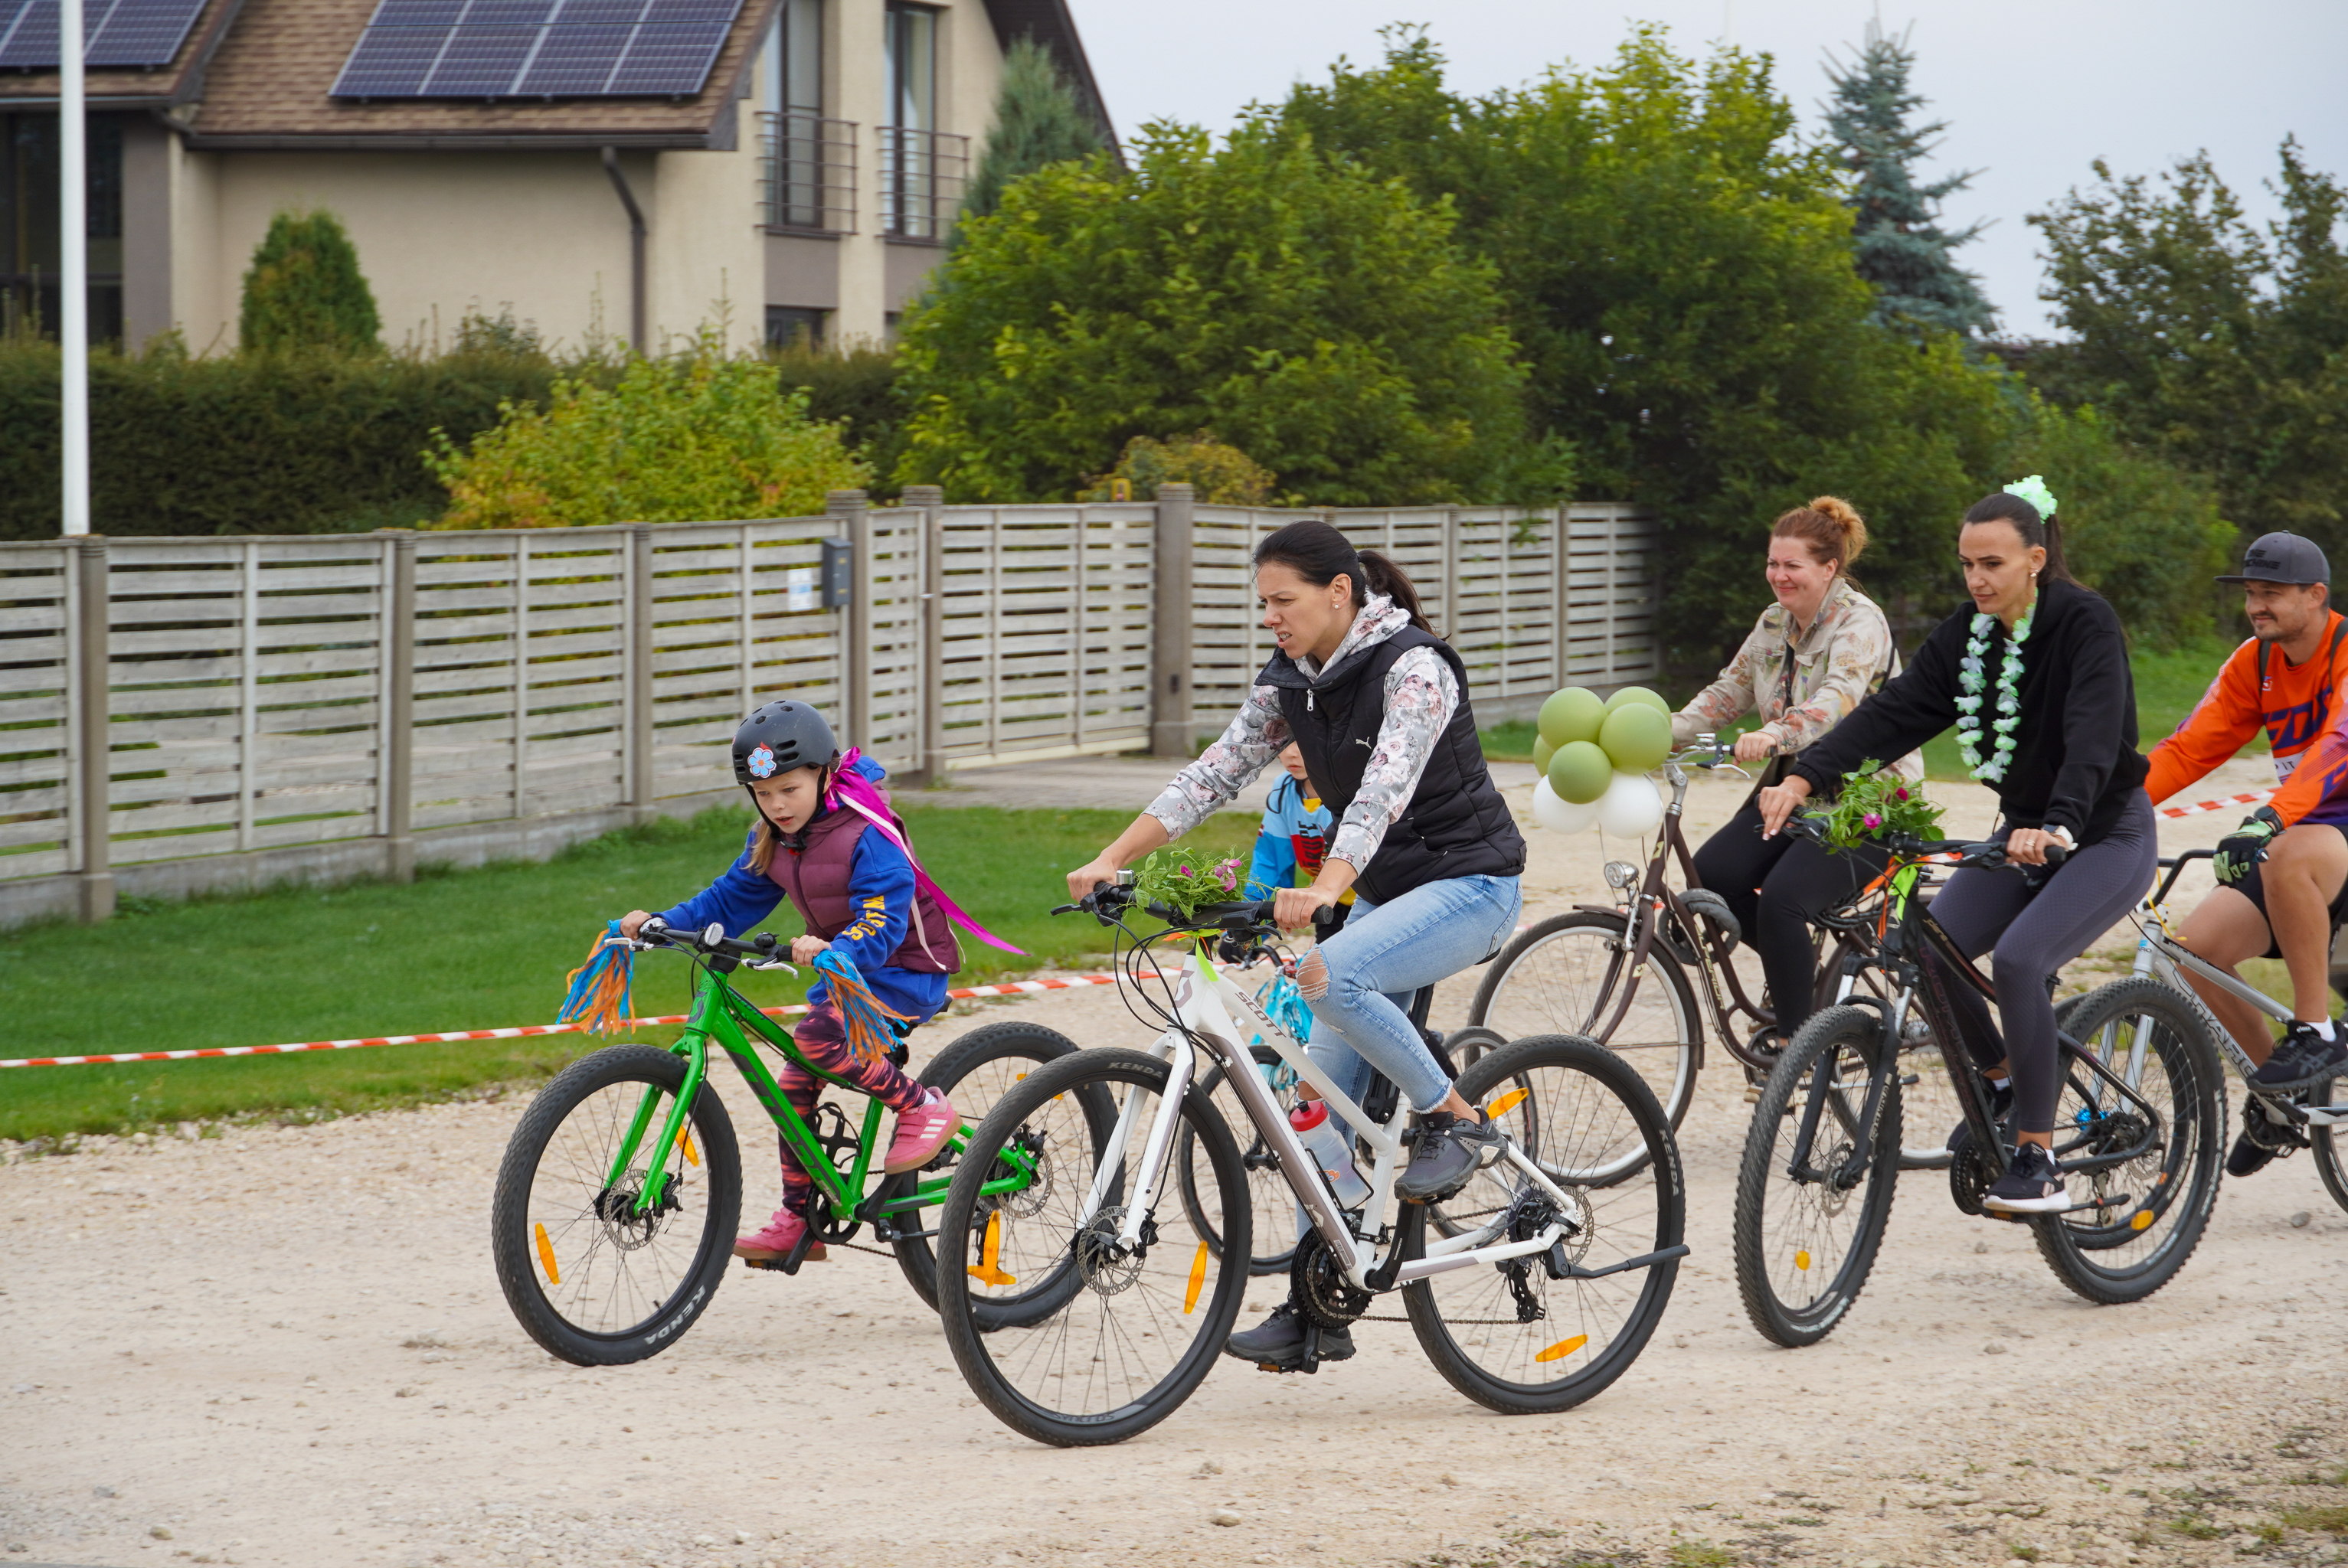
[1783,812,2063,871]
[2151,847,2215,906]
[1051,882,1345,937]
[633,916,797,967]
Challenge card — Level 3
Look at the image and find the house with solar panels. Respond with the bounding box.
[0,0,1112,351]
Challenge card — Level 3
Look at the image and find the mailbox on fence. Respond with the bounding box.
[819,537,853,609]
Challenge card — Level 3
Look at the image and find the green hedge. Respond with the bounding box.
[0,338,556,538]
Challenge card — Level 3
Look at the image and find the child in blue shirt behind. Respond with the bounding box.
[1248,743,1338,899]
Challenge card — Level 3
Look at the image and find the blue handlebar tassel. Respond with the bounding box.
[558,920,636,1035]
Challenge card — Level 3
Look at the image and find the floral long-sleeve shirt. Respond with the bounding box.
[1146,597,1457,874]
[1670,579,1924,783]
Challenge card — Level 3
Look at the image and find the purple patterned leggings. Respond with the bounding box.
[775,996,927,1215]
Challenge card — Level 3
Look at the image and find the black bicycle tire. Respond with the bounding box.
[1730,1006,1902,1349]
[490,1044,741,1367]
[1402,1034,1685,1415]
[1466,910,1702,1135]
[936,1047,1252,1448]
[885,1019,1084,1308]
[1182,1044,1299,1276]
[2029,977,2224,1305]
[2312,1074,2347,1215]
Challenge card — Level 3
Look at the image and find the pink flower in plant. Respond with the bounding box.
[1863,812,1882,828]
[1895,788,1910,801]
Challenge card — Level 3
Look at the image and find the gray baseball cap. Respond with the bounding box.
[2217,532,2330,586]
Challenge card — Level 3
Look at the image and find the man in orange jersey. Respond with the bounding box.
[2147,533,2348,1175]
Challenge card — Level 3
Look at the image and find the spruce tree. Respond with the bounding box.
[239,209,381,354]
[1822,23,1995,338]
[960,38,1107,229]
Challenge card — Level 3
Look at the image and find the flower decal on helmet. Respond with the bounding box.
[747,743,777,779]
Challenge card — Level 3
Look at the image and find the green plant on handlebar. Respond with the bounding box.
[1129,848,1244,920]
[1811,760,1943,852]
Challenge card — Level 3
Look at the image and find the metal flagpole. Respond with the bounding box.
[60,0,90,537]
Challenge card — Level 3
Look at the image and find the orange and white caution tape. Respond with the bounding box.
[0,972,1120,1070]
[2158,787,2274,821]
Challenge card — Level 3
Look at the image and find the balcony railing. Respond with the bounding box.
[878,125,970,241]
[760,112,858,234]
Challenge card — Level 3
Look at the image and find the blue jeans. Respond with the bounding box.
[1300,873,1523,1130]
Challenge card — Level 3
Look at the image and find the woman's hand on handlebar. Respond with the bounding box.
[1732,730,1778,764]
[1757,775,1812,838]
[2003,825,2075,867]
[1272,883,1341,933]
[1065,858,1121,903]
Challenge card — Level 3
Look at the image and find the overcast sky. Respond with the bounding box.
[1064,0,2348,338]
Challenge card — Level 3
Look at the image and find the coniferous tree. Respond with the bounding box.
[239,209,381,354]
[1822,23,1995,338]
[960,38,1107,229]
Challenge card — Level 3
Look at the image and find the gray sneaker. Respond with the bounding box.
[1222,1298,1354,1370]
[1982,1142,2068,1214]
[1395,1110,1506,1203]
[2251,1024,2348,1089]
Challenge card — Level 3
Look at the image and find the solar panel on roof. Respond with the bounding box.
[0,0,208,69]
[329,0,740,100]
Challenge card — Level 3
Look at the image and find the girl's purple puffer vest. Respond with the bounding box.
[766,797,960,975]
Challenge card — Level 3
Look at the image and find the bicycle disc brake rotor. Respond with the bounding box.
[997,1129,1055,1219]
[1290,1230,1372,1330]
[594,1169,676,1251]
[1514,1182,1595,1269]
[1815,1139,1859,1218]
[1073,1205,1151,1296]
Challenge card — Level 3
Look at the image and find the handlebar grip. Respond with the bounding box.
[2041,842,2068,869]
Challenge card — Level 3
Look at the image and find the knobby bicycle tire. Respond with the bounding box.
[1732,1006,1902,1348]
[2313,1074,2347,1215]
[886,1019,1085,1308]
[1405,1034,1685,1415]
[1467,910,1701,1137]
[491,1044,742,1366]
[2032,977,2223,1305]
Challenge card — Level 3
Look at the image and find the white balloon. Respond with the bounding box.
[1595,769,1665,838]
[1532,776,1600,835]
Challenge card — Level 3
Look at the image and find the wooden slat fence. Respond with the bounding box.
[0,495,1657,923]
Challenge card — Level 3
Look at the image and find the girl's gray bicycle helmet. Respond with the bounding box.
[731,701,840,786]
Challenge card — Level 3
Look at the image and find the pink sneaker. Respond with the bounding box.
[733,1207,826,1263]
[883,1088,960,1174]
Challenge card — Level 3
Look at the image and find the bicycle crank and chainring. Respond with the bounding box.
[593,1170,679,1250]
[1946,1127,1990,1217]
[808,1104,868,1243]
[1291,1230,1372,1330]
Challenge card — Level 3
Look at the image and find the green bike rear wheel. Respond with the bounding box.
[491,1044,741,1366]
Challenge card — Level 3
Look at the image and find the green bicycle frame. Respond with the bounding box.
[598,956,1033,1227]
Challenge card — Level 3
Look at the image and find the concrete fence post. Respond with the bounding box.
[383,533,417,883]
[1149,482,1195,759]
[902,484,947,786]
[828,489,872,751]
[73,534,113,922]
[626,523,656,823]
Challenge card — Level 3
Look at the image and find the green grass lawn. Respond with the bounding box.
[1484,635,2248,782]
[0,804,1254,1145]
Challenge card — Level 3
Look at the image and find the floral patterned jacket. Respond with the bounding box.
[1670,579,1925,784]
[1146,596,1457,873]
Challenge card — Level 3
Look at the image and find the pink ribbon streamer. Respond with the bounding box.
[826,749,1026,955]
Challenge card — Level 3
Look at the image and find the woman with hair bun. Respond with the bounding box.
[1065,517,1526,1372]
[1673,496,1922,1051]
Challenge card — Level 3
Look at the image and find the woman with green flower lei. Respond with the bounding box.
[1755,481,2157,1217]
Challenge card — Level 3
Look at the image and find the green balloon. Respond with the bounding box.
[1538,686,1607,747]
[1599,702,1673,773]
[1548,740,1614,805]
[1532,735,1555,774]
[1603,684,1671,717]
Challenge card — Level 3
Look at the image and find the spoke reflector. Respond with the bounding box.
[968,1210,1019,1286]
[534,1223,560,1285]
[1184,1241,1209,1313]
[2131,1209,2154,1230]
[1486,1088,1529,1119]
[680,1129,700,1167]
[1534,1334,1588,1363]
[1794,1249,1811,1271]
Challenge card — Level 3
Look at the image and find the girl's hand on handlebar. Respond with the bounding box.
[2004,826,2075,867]
[790,934,827,964]
[1273,884,1339,933]
[1732,730,1777,763]
[1757,776,1812,838]
[620,910,653,939]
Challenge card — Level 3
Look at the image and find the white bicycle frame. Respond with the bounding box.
[1079,945,1593,1295]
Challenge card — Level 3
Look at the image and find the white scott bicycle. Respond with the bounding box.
[931,876,1689,1447]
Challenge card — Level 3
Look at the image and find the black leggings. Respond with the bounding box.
[1691,797,1892,1040]
[1925,790,2157,1135]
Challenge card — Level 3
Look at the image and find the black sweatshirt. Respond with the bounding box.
[1790,577,2150,843]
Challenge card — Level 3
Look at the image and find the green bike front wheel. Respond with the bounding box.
[491,1044,742,1366]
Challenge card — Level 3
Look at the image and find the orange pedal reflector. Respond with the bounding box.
[1794,1249,1811,1272]
[1184,1241,1210,1314]
[967,1211,1019,1287]
[679,1129,700,1167]
[1486,1088,1529,1119]
[1534,1334,1588,1364]
[2130,1209,2155,1230]
[533,1223,560,1286]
